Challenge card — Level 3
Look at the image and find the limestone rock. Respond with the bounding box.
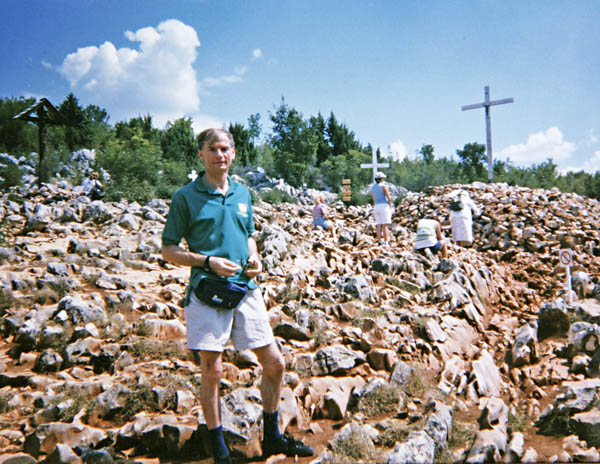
[508,323,538,367]
[571,409,600,448]
[387,430,435,464]
[312,345,366,376]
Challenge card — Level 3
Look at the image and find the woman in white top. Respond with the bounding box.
[449,190,480,248]
[370,172,393,245]
[414,218,447,258]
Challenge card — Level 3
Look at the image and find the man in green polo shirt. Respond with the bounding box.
[161,128,313,464]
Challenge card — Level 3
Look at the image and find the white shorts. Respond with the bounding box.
[184,288,275,352]
[373,203,392,225]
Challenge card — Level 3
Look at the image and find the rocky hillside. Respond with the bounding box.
[0,180,599,464]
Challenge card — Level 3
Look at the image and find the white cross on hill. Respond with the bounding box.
[462,85,514,183]
[361,147,389,182]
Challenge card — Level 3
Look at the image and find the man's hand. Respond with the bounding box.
[209,257,241,278]
[244,254,262,279]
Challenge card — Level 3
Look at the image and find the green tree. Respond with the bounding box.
[531,159,558,189]
[0,96,37,155]
[229,114,261,167]
[83,104,111,149]
[326,113,362,156]
[0,161,24,190]
[456,142,486,182]
[115,114,160,145]
[156,158,190,199]
[419,144,435,164]
[268,98,317,187]
[58,93,91,151]
[583,172,600,199]
[248,113,261,142]
[321,149,371,193]
[385,147,461,193]
[308,112,331,167]
[96,127,162,203]
[255,143,275,175]
[50,95,111,152]
[161,117,197,168]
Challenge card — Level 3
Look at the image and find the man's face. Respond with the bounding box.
[198,133,236,176]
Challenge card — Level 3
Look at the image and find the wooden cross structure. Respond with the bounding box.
[361,147,389,182]
[13,98,63,185]
[462,86,514,183]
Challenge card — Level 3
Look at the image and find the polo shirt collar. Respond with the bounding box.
[194,171,237,195]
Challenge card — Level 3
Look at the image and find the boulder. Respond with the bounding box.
[571,409,600,448]
[312,345,366,376]
[387,430,435,464]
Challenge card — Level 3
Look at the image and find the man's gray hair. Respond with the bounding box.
[197,128,235,150]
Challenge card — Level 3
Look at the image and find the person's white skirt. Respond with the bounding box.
[450,214,473,242]
[373,203,392,225]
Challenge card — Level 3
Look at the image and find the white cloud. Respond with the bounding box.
[201,74,243,88]
[51,19,262,130]
[201,66,247,89]
[563,151,600,174]
[581,151,600,173]
[496,127,576,166]
[190,113,226,134]
[586,128,598,146]
[389,139,407,160]
[54,19,203,128]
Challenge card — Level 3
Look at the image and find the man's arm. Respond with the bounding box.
[161,244,241,278]
[162,244,206,268]
[244,238,262,279]
[470,199,481,217]
[435,222,445,241]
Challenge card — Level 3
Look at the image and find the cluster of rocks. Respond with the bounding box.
[0,178,599,463]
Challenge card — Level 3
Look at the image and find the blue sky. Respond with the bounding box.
[3,0,599,173]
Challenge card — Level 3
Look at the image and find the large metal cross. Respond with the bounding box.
[462,85,514,183]
[361,147,389,182]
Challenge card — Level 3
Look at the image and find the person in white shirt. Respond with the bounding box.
[370,172,393,245]
[414,217,447,258]
[448,190,480,247]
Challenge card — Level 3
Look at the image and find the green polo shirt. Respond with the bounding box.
[162,173,258,304]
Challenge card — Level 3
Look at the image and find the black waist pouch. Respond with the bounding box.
[194,278,249,309]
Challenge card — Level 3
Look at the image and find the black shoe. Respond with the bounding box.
[262,432,314,458]
[213,455,232,464]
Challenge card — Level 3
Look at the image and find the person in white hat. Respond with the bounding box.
[370,171,393,245]
[448,189,480,247]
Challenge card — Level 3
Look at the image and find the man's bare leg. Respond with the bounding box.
[198,350,224,427]
[253,343,285,413]
[197,350,231,462]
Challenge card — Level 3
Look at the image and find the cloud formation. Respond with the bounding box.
[389,139,407,160]
[564,150,600,174]
[200,66,247,89]
[497,127,576,166]
[586,128,598,146]
[54,19,202,128]
[252,49,264,60]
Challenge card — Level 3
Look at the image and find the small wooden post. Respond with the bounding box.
[342,179,352,202]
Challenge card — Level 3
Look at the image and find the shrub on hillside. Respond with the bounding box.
[260,189,295,204]
[96,131,161,203]
[0,161,23,189]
